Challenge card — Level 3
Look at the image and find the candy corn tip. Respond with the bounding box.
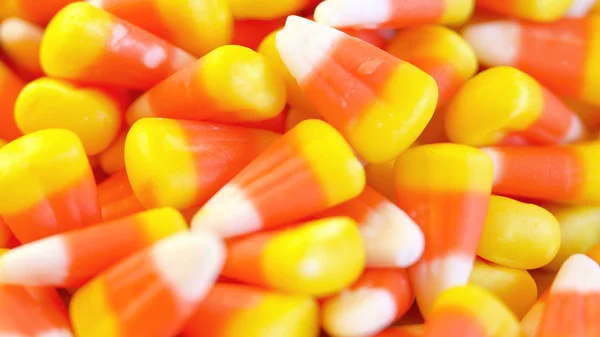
[462,21,519,66]
[552,254,600,293]
[314,0,387,29]
[86,0,104,8]
[565,0,596,17]
[0,17,34,42]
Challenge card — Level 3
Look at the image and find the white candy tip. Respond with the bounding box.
[565,0,597,17]
[462,21,520,66]
[38,329,74,337]
[551,254,600,294]
[314,0,390,29]
[562,115,585,143]
[0,18,37,42]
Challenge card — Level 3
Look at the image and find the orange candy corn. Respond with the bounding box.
[70,232,225,337]
[0,0,77,25]
[233,18,286,50]
[41,2,195,90]
[0,217,17,248]
[191,119,365,238]
[0,129,101,244]
[322,268,414,337]
[0,17,43,78]
[125,118,280,211]
[394,144,494,317]
[98,131,127,175]
[221,217,365,296]
[313,0,474,29]
[0,208,186,287]
[536,254,600,337]
[276,16,438,164]
[463,16,600,107]
[0,60,24,141]
[126,45,286,125]
[87,0,233,57]
[181,283,319,337]
[475,0,595,21]
[365,159,397,202]
[316,186,424,268]
[387,25,478,107]
[98,170,145,221]
[482,142,600,204]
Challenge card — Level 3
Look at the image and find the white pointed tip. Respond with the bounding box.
[152,232,225,304]
[551,254,600,294]
[462,21,520,66]
[0,17,39,42]
[565,0,596,17]
[314,0,390,29]
[324,288,397,337]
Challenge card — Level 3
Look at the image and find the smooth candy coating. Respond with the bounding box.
[99,131,127,175]
[0,17,43,78]
[97,170,146,221]
[0,0,77,25]
[227,0,315,19]
[364,159,396,202]
[476,0,575,21]
[0,60,24,141]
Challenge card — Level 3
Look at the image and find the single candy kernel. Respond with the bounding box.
[88,0,233,57]
[191,119,365,238]
[446,67,584,147]
[125,118,280,211]
[478,196,561,270]
[0,17,43,78]
[182,283,319,337]
[41,2,195,90]
[0,60,24,141]
[126,45,286,125]
[0,129,100,243]
[313,0,475,29]
[0,207,187,287]
[222,216,365,297]
[15,77,123,155]
[469,260,538,319]
[395,143,494,317]
[97,170,146,221]
[387,25,478,106]
[70,232,225,337]
[277,16,438,164]
[463,16,600,106]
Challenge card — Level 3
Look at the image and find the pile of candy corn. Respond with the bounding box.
[0,0,598,336]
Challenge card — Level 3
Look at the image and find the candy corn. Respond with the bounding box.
[0,17,43,78]
[536,254,600,337]
[191,119,365,238]
[0,60,24,141]
[221,217,365,297]
[125,118,280,211]
[97,170,145,221]
[126,45,286,125]
[0,129,100,243]
[446,67,585,147]
[394,143,494,316]
[233,18,286,50]
[0,0,77,25]
[70,232,225,337]
[387,25,478,106]
[463,16,600,106]
[587,243,600,263]
[483,142,600,204]
[364,159,396,202]
[476,0,580,21]
[424,285,524,337]
[322,268,414,337]
[0,217,17,248]
[316,186,424,268]
[276,16,438,164]
[227,0,313,19]
[87,0,233,57]
[181,283,319,337]
[313,0,475,29]
[41,2,195,90]
[98,131,127,175]
[521,290,548,337]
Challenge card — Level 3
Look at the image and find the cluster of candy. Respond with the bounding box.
[0,0,598,336]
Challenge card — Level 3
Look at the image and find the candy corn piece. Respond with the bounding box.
[424,285,524,337]
[87,0,233,57]
[313,0,474,29]
[521,290,548,337]
[0,129,101,243]
[483,142,600,204]
[375,325,424,337]
[0,17,43,78]
[0,207,187,287]
[469,260,538,319]
[475,0,578,21]
[365,159,396,202]
[98,131,127,175]
[0,60,23,141]
[394,143,494,317]
[463,16,600,106]
[181,283,319,337]
[0,217,17,248]
[316,186,424,268]
[322,268,414,337]
[1,0,77,25]
[387,25,478,106]
[0,283,73,337]
[536,254,600,337]
[98,170,145,221]
[222,217,365,297]
[41,2,195,90]
[446,67,585,147]
[70,232,225,337]
[15,77,124,155]
[228,0,312,19]
[126,45,286,125]
[191,119,365,238]
[588,244,600,263]
[125,118,280,211]
[276,16,438,164]
[233,18,286,50]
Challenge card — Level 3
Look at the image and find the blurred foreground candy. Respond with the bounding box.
[0,129,100,243]
[70,232,225,337]
[395,143,494,316]
[97,170,145,221]
[0,17,43,78]
[221,217,365,297]
[476,0,594,21]
[41,2,195,90]
[191,119,365,238]
[276,16,438,164]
